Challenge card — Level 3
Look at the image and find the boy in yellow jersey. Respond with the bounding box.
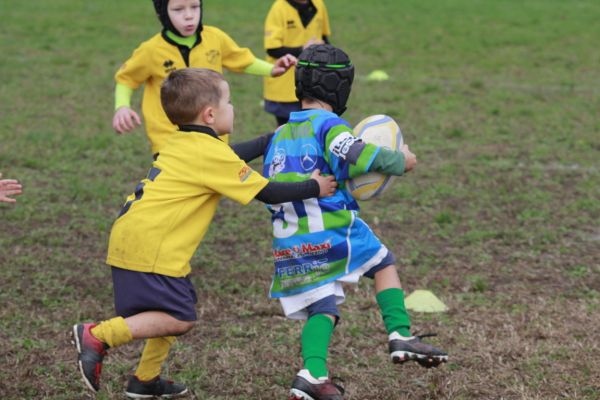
[113,0,297,156]
[263,0,331,126]
[73,68,337,398]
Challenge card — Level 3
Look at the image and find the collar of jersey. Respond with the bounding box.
[289,108,336,123]
[162,29,201,49]
[178,124,220,139]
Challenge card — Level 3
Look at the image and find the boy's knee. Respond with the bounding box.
[173,320,196,335]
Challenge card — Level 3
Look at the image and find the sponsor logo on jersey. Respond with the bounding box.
[238,165,252,182]
[273,240,332,261]
[277,258,331,284]
[301,143,318,171]
[329,131,357,160]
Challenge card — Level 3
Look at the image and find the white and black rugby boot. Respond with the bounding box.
[289,369,345,400]
[389,332,448,368]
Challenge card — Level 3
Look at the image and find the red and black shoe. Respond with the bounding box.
[289,369,345,400]
[71,323,109,392]
[389,332,448,368]
[125,375,188,399]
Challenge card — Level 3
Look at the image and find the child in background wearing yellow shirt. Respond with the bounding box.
[113,0,297,156]
[263,0,331,126]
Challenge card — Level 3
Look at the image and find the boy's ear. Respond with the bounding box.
[200,105,214,125]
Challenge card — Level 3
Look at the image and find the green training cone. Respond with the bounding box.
[405,290,448,313]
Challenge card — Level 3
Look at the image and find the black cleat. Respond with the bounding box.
[125,375,188,398]
[389,332,448,368]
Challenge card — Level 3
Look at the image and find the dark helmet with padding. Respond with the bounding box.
[295,44,354,116]
[152,0,204,36]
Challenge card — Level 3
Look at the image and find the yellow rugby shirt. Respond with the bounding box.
[106,126,268,278]
[263,0,331,102]
[115,26,256,154]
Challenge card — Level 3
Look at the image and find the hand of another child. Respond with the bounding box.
[0,174,22,203]
[310,169,337,197]
[271,54,298,77]
[401,144,417,172]
[112,106,142,134]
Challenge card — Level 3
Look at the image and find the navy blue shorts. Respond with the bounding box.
[306,250,397,321]
[111,267,198,321]
[264,100,302,118]
[363,250,396,279]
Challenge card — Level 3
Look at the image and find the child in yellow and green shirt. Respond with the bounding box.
[113,0,296,156]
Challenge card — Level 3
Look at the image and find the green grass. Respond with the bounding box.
[1,0,600,398]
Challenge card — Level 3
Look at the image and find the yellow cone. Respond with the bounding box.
[367,70,389,81]
[405,290,448,313]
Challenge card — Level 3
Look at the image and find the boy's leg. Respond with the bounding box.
[372,263,448,368]
[73,267,198,393]
[290,295,344,400]
[126,336,188,398]
[134,336,177,381]
[302,314,335,379]
[73,316,132,392]
[374,265,411,337]
[74,311,193,393]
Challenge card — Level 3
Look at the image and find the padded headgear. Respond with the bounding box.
[295,44,354,116]
[152,0,204,37]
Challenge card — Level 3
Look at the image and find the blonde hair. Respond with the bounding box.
[161,68,225,125]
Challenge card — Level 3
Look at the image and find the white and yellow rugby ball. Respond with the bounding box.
[347,115,403,201]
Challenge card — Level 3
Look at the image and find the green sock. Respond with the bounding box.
[301,314,334,379]
[376,288,411,337]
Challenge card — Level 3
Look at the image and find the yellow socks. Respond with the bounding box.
[89,318,174,380]
[135,336,176,381]
[90,317,133,348]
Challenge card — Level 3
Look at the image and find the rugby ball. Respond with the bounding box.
[347,115,403,201]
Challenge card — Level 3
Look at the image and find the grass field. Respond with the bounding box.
[1,0,599,399]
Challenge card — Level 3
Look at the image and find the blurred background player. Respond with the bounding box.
[0,173,22,203]
[73,68,337,398]
[263,0,331,126]
[262,45,448,400]
[112,0,296,157]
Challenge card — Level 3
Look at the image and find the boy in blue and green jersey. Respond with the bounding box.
[263,44,448,400]
[112,0,297,156]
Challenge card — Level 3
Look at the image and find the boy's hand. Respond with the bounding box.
[113,106,141,134]
[0,175,22,203]
[271,54,298,77]
[310,169,337,197]
[401,144,417,172]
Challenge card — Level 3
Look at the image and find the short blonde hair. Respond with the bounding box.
[161,68,225,125]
